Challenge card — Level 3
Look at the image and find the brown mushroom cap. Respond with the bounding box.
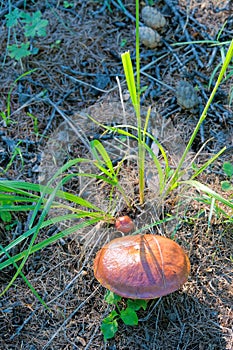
[94,234,190,299]
[115,215,134,233]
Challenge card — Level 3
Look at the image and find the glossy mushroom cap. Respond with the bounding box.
[94,234,190,299]
[115,216,134,233]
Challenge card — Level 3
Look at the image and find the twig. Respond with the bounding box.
[92,0,109,15]
[38,87,79,144]
[44,98,91,151]
[111,0,144,25]
[161,38,185,70]
[61,65,124,78]
[0,0,24,19]
[138,297,162,322]
[176,323,186,350]
[42,288,99,350]
[141,71,176,92]
[164,0,204,68]
[10,303,43,340]
[207,46,219,67]
[84,324,100,350]
[61,71,119,94]
[38,107,57,145]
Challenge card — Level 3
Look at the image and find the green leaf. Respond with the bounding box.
[90,139,115,176]
[223,162,233,177]
[120,38,127,47]
[120,307,138,326]
[221,180,233,191]
[140,85,148,94]
[0,211,12,223]
[8,43,31,60]
[121,51,138,110]
[5,8,22,27]
[22,11,48,37]
[104,291,121,305]
[20,11,33,22]
[102,310,118,323]
[127,299,147,311]
[31,47,39,55]
[63,1,74,8]
[101,318,118,341]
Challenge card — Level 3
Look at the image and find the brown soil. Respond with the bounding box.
[0,1,232,349]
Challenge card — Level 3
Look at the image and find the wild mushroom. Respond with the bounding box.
[115,215,134,234]
[94,234,190,299]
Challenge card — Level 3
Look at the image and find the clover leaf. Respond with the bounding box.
[223,162,233,178]
[21,11,48,37]
[8,43,31,60]
[101,310,118,340]
[5,8,22,27]
[101,291,149,340]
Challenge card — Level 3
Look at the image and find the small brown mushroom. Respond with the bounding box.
[94,234,190,299]
[115,215,134,233]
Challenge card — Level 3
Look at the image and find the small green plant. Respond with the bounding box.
[0,200,12,224]
[0,111,13,127]
[221,162,233,191]
[2,68,37,126]
[51,39,62,50]
[120,38,127,47]
[101,291,147,341]
[27,112,39,137]
[4,142,24,173]
[121,0,233,205]
[5,8,48,61]
[63,1,74,8]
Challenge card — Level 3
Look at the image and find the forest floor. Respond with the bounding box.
[0,1,232,349]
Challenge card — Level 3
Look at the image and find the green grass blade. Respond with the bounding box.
[170,38,233,188]
[0,194,40,202]
[0,181,41,198]
[180,180,233,209]
[62,172,119,187]
[0,218,100,270]
[1,186,57,294]
[0,205,38,212]
[90,139,115,175]
[7,69,37,118]
[0,244,49,309]
[121,51,137,109]
[191,147,226,180]
[0,214,81,256]
[0,179,103,211]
